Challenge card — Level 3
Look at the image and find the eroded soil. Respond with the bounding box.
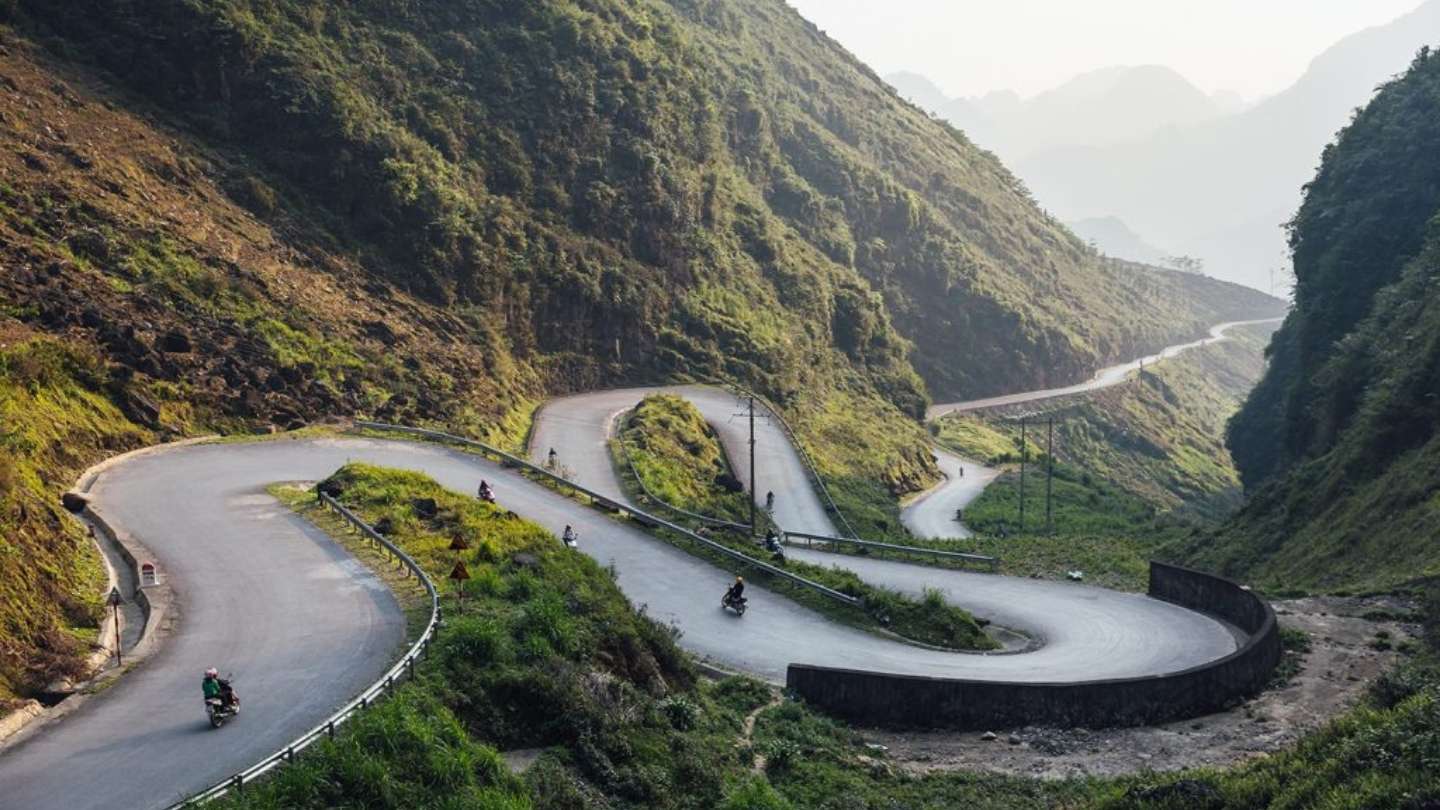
[860,595,1418,779]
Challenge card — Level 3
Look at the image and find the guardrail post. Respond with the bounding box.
[327,721,335,739]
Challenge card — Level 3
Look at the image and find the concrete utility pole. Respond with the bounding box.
[748,397,757,536]
[732,396,761,537]
[1046,416,1055,534]
[1018,419,1027,533]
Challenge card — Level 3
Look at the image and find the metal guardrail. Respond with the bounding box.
[614,428,751,533]
[785,531,999,572]
[355,422,861,607]
[171,492,440,808]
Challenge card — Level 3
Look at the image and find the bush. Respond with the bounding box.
[235,175,278,216]
[719,777,794,810]
[660,695,699,731]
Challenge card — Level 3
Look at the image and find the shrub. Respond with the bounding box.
[236,175,278,216]
[660,695,699,731]
[719,777,794,810]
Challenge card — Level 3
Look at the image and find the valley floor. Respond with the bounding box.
[862,594,1417,779]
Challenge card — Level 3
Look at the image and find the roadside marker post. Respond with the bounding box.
[107,586,124,666]
[448,560,470,614]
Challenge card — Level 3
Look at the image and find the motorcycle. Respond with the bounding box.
[477,484,496,503]
[205,676,241,728]
[721,592,748,616]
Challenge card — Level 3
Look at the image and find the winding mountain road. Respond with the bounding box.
[907,317,1285,538]
[927,318,1284,420]
[0,321,1278,809]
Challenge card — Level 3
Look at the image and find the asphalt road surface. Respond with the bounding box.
[530,386,1236,674]
[900,445,1000,539]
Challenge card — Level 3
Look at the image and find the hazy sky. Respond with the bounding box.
[785,0,1425,100]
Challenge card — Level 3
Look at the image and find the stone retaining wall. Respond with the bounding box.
[786,562,1281,729]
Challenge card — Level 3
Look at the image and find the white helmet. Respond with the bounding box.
[205,667,219,678]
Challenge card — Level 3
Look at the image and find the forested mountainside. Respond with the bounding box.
[1193,48,1440,590]
[11,0,1278,406]
[0,0,1276,703]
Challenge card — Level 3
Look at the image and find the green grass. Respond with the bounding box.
[0,333,151,704]
[962,462,1167,537]
[790,387,940,540]
[619,393,751,524]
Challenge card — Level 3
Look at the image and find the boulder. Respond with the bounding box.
[61,491,90,513]
[120,390,162,428]
[157,329,192,353]
[411,497,439,519]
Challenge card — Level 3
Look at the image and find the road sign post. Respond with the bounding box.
[107,586,124,666]
[448,560,470,614]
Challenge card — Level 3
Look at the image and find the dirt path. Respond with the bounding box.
[743,692,785,774]
[860,595,1417,779]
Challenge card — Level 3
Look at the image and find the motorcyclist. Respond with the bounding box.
[765,491,775,511]
[477,480,494,502]
[724,576,745,606]
[562,525,578,548]
[202,667,222,704]
[764,529,782,553]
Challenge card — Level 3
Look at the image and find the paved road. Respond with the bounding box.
[0,441,409,810]
[900,446,999,539]
[530,388,1236,671]
[531,385,837,536]
[908,317,1285,538]
[0,434,1240,810]
[927,318,1284,420]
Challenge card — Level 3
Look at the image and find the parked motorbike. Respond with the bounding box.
[205,677,240,728]
[721,593,748,616]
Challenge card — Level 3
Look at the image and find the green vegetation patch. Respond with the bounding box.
[791,387,940,540]
[0,332,150,704]
[238,463,762,809]
[619,393,750,524]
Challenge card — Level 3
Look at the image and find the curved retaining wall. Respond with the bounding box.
[786,561,1281,729]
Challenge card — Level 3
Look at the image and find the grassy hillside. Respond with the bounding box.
[8,0,1279,406]
[1194,48,1440,592]
[938,323,1274,523]
[0,329,148,705]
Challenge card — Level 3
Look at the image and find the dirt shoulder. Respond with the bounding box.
[860,595,1418,779]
